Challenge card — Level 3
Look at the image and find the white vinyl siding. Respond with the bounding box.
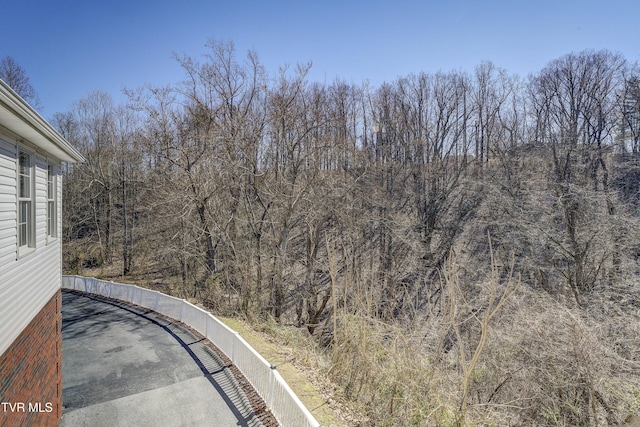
[0,239,61,355]
[0,137,16,268]
[0,134,62,356]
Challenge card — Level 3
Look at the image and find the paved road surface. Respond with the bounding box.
[60,290,264,427]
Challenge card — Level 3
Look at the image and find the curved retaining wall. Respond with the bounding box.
[61,275,320,427]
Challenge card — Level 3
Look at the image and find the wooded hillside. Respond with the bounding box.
[59,42,640,426]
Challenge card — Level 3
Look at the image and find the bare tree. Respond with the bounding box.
[59,44,640,426]
[0,56,41,109]
[528,50,628,300]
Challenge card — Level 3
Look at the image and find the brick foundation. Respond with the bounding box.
[0,290,62,427]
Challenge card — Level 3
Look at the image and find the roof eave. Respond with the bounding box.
[0,79,84,163]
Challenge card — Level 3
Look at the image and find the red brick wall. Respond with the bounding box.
[0,290,62,427]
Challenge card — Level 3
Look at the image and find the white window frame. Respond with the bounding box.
[17,148,36,256]
[46,162,57,241]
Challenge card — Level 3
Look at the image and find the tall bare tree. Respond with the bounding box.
[529,50,628,300]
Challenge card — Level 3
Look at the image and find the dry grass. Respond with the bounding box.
[67,248,640,426]
[319,253,640,427]
[216,316,359,427]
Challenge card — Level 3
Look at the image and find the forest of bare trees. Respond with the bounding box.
[56,41,640,426]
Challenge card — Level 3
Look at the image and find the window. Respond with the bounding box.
[18,150,34,251]
[47,164,57,239]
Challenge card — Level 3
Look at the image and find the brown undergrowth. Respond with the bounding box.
[68,251,640,426]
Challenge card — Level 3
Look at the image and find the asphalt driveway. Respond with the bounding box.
[60,290,265,427]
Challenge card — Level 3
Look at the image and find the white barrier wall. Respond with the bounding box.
[62,275,321,427]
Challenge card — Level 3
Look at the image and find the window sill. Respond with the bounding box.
[17,246,36,259]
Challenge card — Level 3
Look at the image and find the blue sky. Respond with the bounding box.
[1,0,639,119]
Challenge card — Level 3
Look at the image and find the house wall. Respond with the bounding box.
[0,137,17,267]
[0,131,63,426]
[0,134,63,356]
